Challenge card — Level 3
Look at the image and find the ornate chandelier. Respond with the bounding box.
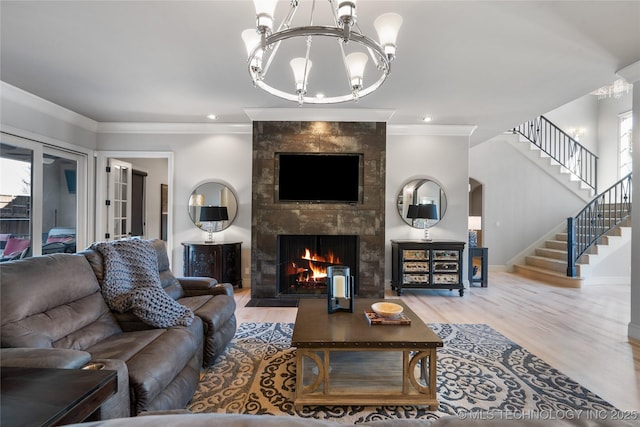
[590,78,633,99]
[242,0,402,105]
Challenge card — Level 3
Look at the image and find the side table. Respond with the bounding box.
[1,367,117,426]
[468,247,488,287]
[182,241,243,288]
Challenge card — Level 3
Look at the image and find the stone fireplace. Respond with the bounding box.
[251,121,386,302]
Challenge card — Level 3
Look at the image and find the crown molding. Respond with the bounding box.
[2,82,477,137]
[243,108,396,123]
[1,81,99,132]
[388,124,477,137]
[96,122,252,134]
[617,60,640,84]
[96,121,476,137]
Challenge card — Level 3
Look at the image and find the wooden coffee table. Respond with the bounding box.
[291,298,442,408]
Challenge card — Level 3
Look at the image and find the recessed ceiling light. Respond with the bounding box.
[207,114,218,120]
[422,116,432,123]
[316,93,325,99]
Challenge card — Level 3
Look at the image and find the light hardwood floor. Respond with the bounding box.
[233,272,640,411]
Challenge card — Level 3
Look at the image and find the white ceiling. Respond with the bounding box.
[1,1,639,144]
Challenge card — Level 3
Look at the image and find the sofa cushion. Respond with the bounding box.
[1,254,122,349]
[86,317,204,413]
[178,294,236,365]
[149,239,186,300]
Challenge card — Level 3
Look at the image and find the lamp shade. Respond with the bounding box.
[241,29,261,57]
[417,204,438,220]
[189,194,205,206]
[468,216,482,230]
[345,52,368,87]
[374,12,403,55]
[199,206,229,222]
[407,204,419,219]
[290,58,312,92]
[253,0,278,17]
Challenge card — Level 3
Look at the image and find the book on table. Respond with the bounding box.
[364,309,411,325]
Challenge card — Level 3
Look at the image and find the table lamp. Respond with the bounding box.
[199,206,229,243]
[407,203,438,241]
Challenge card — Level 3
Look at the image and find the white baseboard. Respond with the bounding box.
[628,322,640,342]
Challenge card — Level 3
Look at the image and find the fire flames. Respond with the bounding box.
[292,248,342,283]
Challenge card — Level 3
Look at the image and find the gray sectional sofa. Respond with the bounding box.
[0,239,237,419]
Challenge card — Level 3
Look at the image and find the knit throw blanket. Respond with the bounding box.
[90,239,194,328]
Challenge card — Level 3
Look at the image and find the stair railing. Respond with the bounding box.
[566,172,632,277]
[513,116,598,193]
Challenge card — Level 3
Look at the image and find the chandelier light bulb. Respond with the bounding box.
[338,0,357,28]
[345,52,368,89]
[374,12,403,60]
[290,57,312,93]
[253,0,278,33]
[241,29,260,57]
[241,28,263,74]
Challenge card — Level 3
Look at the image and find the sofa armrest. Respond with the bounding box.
[0,348,92,369]
[178,277,234,297]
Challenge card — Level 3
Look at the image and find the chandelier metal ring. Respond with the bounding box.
[248,26,390,104]
[242,1,402,106]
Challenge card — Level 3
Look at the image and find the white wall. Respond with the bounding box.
[545,94,599,154]
[1,82,97,150]
[470,135,587,266]
[386,132,471,285]
[97,131,253,279]
[545,92,632,192]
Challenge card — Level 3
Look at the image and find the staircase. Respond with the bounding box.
[513,213,631,287]
[510,134,596,201]
[511,115,597,201]
[510,116,631,287]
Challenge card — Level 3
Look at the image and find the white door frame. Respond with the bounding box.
[95,151,174,261]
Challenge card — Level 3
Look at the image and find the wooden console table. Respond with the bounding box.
[1,367,117,427]
[182,241,242,288]
[391,240,466,296]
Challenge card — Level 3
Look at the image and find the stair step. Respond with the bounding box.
[535,247,566,260]
[525,255,574,274]
[546,240,567,250]
[513,264,583,288]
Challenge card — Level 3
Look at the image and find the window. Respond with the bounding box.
[0,133,88,261]
[619,111,633,177]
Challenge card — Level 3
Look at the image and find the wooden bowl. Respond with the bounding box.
[371,302,403,318]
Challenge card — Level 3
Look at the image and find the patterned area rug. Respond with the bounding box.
[187,322,615,424]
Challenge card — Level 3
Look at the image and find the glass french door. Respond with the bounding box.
[0,140,33,260]
[0,132,87,259]
[106,158,132,240]
[42,147,83,254]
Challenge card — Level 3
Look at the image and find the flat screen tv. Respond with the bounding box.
[276,153,362,203]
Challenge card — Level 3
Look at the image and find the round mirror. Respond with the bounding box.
[188,182,238,232]
[397,179,447,228]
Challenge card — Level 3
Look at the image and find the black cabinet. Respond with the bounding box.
[391,240,466,297]
[182,241,242,288]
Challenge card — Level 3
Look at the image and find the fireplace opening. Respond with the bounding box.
[277,234,359,296]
